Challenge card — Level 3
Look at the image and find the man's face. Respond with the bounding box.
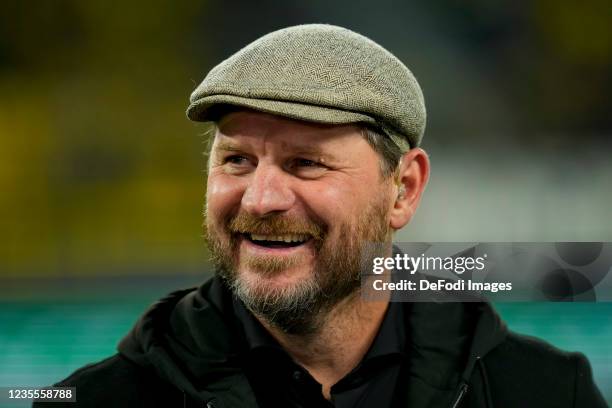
[205,111,394,333]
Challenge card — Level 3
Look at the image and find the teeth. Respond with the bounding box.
[249,233,309,243]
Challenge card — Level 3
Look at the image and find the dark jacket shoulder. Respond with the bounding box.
[32,354,182,408]
[471,331,607,407]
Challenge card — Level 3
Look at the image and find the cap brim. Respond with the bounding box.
[187,94,378,127]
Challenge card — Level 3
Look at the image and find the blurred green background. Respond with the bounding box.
[1,0,611,405]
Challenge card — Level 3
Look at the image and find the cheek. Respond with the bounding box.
[299,176,381,226]
[206,173,245,221]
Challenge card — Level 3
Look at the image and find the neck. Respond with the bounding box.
[256,290,390,400]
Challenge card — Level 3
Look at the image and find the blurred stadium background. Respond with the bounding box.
[1,0,611,405]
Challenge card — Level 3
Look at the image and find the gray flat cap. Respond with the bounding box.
[187,24,426,148]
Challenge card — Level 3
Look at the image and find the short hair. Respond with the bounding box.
[204,121,405,179]
[360,126,405,179]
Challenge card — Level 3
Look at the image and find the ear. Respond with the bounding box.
[389,148,430,230]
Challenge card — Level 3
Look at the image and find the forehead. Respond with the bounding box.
[213,110,369,153]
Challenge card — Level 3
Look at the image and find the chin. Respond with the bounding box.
[238,264,315,292]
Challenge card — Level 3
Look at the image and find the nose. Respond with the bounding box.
[241,163,295,217]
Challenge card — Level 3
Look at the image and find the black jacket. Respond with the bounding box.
[34,276,607,408]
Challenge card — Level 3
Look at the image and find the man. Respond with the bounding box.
[36,24,606,408]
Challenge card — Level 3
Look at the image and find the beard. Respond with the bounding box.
[205,196,392,336]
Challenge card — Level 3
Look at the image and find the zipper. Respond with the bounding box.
[450,383,469,408]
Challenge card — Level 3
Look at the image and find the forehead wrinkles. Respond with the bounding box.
[219,111,340,134]
[217,112,361,148]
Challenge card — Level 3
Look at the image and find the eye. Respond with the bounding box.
[295,158,318,167]
[288,157,328,178]
[219,154,254,175]
[224,155,249,165]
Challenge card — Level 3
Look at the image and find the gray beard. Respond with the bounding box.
[222,264,327,335]
[213,236,390,336]
[207,196,392,336]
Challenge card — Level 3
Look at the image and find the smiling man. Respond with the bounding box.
[36,24,606,408]
[205,111,413,339]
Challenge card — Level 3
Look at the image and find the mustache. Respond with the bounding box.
[227,212,325,240]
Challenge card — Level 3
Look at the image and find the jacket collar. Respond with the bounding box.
[119,275,507,408]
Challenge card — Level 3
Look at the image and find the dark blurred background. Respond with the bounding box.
[1,0,611,405]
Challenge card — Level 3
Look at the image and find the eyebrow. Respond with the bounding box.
[214,141,244,153]
[214,141,339,162]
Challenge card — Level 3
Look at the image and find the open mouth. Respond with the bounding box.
[241,233,311,249]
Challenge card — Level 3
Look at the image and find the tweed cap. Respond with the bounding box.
[187,24,425,149]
